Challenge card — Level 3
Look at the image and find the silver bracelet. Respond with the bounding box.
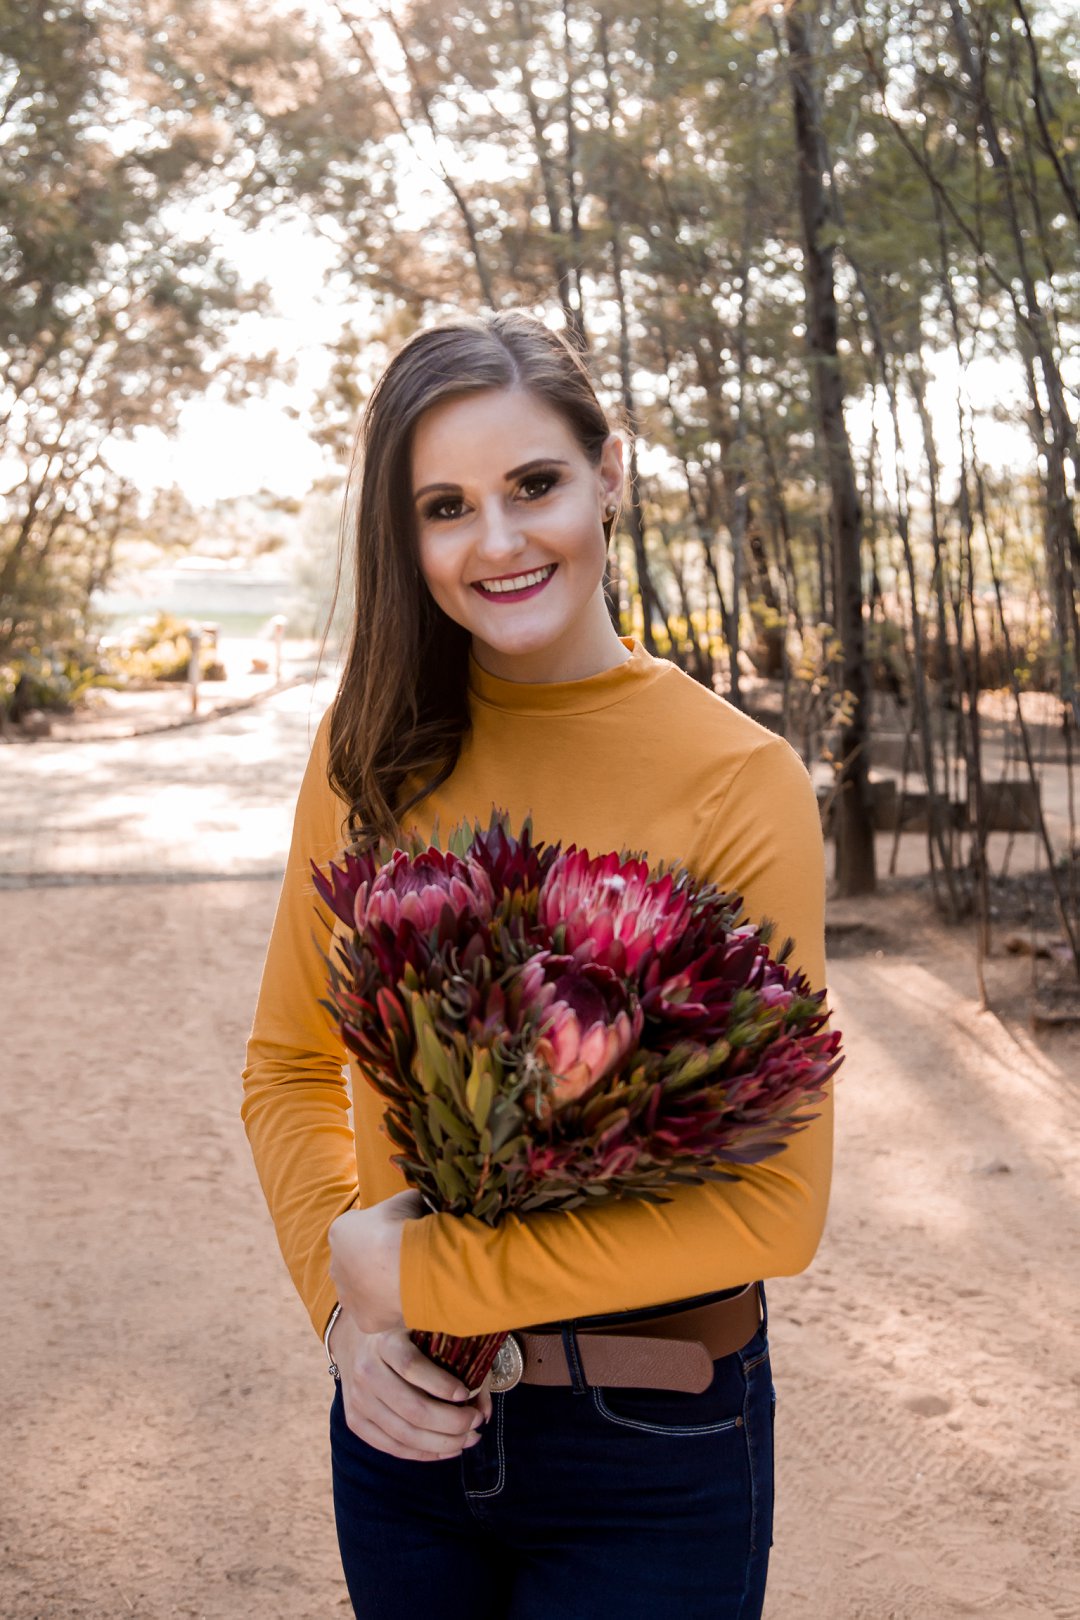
[324,1302,343,1380]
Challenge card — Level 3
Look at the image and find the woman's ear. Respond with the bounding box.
[599,432,625,515]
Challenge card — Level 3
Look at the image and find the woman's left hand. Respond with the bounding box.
[328,1189,427,1335]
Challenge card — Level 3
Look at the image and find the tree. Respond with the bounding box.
[0,0,340,658]
[781,3,875,894]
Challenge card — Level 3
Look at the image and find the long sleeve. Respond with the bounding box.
[398,733,834,1335]
[240,709,359,1339]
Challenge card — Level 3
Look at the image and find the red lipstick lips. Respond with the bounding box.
[471,563,557,603]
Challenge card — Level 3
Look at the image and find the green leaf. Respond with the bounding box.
[389,1156,430,1181]
[425,1096,444,1149]
[408,1100,435,1162]
[465,1050,495,1132]
[435,1157,469,1202]
[465,1048,486,1116]
[488,1098,524,1154]
[413,1003,469,1104]
[428,1093,471,1148]
[383,1112,414,1150]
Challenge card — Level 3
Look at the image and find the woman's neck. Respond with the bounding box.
[469,594,631,686]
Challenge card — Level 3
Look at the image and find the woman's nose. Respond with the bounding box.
[474,500,526,558]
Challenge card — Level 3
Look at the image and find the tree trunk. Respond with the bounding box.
[947,0,1080,729]
[597,10,667,653]
[783,2,876,895]
[510,0,587,349]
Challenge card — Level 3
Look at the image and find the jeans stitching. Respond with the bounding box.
[769,1385,777,1550]
[590,1385,744,1436]
[463,1392,506,1499]
[735,1367,756,1616]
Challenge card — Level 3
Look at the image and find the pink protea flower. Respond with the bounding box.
[352,847,495,935]
[525,964,644,1125]
[757,975,796,1012]
[539,848,691,976]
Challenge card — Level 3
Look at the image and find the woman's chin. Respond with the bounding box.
[469,615,579,673]
[469,615,575,662]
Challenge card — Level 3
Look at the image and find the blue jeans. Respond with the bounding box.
[330,1281,775,1619]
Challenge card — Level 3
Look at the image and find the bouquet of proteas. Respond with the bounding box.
[313,808,843,1393]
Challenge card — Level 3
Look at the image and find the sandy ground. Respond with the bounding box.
[2,686,1079,1618]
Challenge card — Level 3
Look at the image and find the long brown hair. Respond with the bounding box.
[326,309,621,851]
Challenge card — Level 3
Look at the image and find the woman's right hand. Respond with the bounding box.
[330,1309,493,1461]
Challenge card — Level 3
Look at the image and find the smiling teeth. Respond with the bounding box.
[477,564,556,594]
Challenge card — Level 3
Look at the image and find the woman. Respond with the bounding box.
[241,309,833,1619]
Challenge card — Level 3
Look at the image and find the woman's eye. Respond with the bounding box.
[424,497,464,522]
[422,472,558,522]
[519,472,559,499]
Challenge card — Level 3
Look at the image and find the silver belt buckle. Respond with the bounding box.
[488,1332,525,1392]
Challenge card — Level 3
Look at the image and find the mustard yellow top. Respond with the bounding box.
[241,636,833,1340]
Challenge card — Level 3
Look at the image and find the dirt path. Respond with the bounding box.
[0,679,335,882]
[2,874,1077,1618]
[1,880,347,1618]
[3,680,1078,1617]
[769,893,1080,1619]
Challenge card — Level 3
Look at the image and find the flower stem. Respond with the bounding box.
[409,1327,511,1392]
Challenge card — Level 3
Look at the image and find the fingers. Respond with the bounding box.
[347,1388,485,1460]
[337,1359,481,1458]
[341,1401,483,1463]
[380,1189,427,1222]
[474,1386,494,1423]
[374,1335,484,1440]
[377,1328,475,1411]
[333,1317,499,1462]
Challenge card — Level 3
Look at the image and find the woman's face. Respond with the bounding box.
[410,386,625,682]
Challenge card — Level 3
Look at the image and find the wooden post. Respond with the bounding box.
[270,614,287,682]
[188,623,202,715]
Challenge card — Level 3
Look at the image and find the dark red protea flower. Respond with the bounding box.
[311,846,381,927]
[465,805,562,905]
[637,917,821,1049]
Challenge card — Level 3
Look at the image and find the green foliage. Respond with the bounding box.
[0,0,326,663]
[101,613,226,683]
[0,648,101,720]
[295,0,1076,710]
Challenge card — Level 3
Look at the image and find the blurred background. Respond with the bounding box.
[1,1,1078,1616]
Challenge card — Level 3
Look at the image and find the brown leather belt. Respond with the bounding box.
[481,1283,763,1395]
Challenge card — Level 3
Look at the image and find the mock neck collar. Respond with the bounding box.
[467,635,665,716]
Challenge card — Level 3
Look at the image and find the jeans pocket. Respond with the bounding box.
[590,1333,764,1437]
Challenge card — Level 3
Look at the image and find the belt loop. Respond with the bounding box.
[560,1324,589,1393]
[756,1279,769,1337]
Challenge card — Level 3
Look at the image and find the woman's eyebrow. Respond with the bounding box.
[413,457,571,503]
